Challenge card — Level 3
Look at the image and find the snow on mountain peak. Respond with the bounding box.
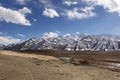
[3,33,120,51]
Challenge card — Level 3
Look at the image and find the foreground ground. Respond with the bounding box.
[0,50,120,80]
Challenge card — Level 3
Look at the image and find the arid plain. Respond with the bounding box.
[0,50,120,80]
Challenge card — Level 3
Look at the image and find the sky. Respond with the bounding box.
[1,0,120,44]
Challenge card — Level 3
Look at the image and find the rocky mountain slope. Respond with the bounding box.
[3,34,120,51]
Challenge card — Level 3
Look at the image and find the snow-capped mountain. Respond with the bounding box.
[4,34,120,51]
[0,44,6,49]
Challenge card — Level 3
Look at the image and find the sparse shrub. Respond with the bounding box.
[79,59,89,65]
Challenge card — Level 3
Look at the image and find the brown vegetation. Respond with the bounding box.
[0,50,120,80]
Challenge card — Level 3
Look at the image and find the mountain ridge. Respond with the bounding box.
[3,34,120,51]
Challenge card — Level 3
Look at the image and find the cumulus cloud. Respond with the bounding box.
[0,36,21,45]
[42,32,59,38]
[19,7,31,14]
[17,33,25,37]
[83,0,120,15]
[63,34,71,37]
[43,8,59,18]
[0,6,31,26]
[63,1,78,6]
[64,6,96,19]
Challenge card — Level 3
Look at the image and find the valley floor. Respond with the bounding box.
[0,50,120,80]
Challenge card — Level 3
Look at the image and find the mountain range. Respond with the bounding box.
[2,34,120,51]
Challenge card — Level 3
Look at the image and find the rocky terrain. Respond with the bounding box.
[3,34,120,51]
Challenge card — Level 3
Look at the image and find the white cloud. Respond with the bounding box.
[39,0,55,9]
[19,7,31,14]
[63,34,71,37]
[64,6,96,19]
[0,6,31,26]
[0,36,21,45]
[43,8,59,18]
[83,0,120,15]
[42,32,59,38]
[17,33,25,37]
[63,1,78,6]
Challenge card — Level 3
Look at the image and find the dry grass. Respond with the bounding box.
[0,50,120,80]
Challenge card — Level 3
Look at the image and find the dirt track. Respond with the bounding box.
[0,50,120,80]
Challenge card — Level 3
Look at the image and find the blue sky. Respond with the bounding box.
[0,0,120,44]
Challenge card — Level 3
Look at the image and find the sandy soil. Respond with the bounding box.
[0,50,120,80]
